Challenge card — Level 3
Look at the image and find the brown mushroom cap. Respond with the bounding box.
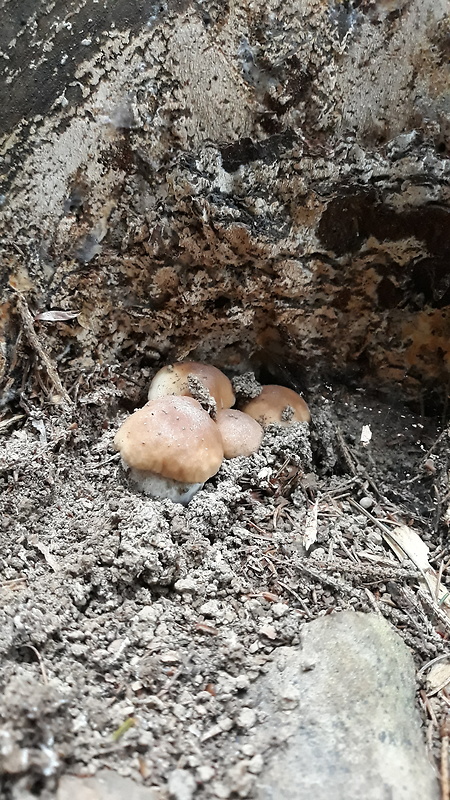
[241,385,310,427]
[148,361,235,409]
[215,409,264,459]
[114,395,224,483]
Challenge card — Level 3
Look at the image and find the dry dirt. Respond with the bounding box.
[0,368,449,798]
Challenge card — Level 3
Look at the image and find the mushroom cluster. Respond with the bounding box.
[114,361,310,504]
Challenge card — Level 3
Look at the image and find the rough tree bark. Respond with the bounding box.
[1,0,449,408]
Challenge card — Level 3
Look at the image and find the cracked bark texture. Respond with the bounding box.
[1,0,449,406]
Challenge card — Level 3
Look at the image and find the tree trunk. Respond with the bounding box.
[1,0,449,408]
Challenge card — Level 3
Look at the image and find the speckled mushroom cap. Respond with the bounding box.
[148,361,235,409]
[241,385,310,426]
[114,396,224,483]
[215,409,264,459]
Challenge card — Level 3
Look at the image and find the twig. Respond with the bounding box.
[276,580,312,619]
[87,453,121,470]
[0,414,25,432]
[311,556,419,581]
[418,654,450,678]
[418,589,450,635]
[436,560,446,603]
[296,560,356,596]
[15,294,72,407]
[335,428,381,497]
[234,528,274,543]
[420,689,439,726]
[424,428,450,462]
[23,644,48,684]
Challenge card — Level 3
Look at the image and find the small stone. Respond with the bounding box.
[271,603,288,619]
[0,741,29,774]
[219,716,234,732]
[173,703,187,720]
[137,606,158,622]
[359,496,374,509]
[167,769,196,800]
[160,650,180,664]
[248,754,264,774]
[199,600,222,618]
[70,643,86,657]
[197,765,215,783]
[236,707,257,729]
[197,690,214,702]
[212,782,231,799]
[227,761,253,797]
[174,577,197,594]
[235,674,250,691]
[309,547,326,560]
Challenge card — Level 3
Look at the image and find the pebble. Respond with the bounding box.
[199,599,222,618]
[167,769,196,800]
[247,754,264,774]
[227,761,254,796]
[236,707,257,729]
[235,674,250,691]
[212,782,231,798]
[197,765,215,783]
[271,603,288,618]
[359,495,374,509]
[174,577,197,593]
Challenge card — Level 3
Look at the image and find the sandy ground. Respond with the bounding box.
[0,370,449,798]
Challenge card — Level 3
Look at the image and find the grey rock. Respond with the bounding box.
[250,611,438,800]
[57,770,164,800]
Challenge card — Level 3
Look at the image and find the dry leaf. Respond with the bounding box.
[9,266,34,292]
[35,310,80,322]
[385,524,430,570]
[259,624,277,640]
[28,534,59,571]
[383,524,450,618]
[302,499,318,550]
[427,662,450,696]
[0,414,25,433]
[360,424,372,446]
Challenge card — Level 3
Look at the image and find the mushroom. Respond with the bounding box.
[215,409,264,459]
[114,395,224,504]
[241,385,310,427]
[148,361,235,410]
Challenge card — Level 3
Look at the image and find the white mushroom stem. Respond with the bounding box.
[124,462,203,505]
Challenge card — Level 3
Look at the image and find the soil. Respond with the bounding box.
[0,368,449,799]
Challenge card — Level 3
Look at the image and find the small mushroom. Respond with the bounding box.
[241,385,310,427]
[114,395,224,504]
[215,409,264,459]
[148,361,235,410]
